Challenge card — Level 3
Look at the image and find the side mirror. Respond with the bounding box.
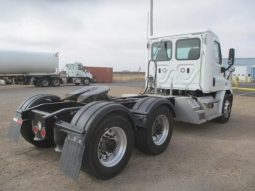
[228,48,235,66]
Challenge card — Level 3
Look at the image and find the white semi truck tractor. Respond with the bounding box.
[0,50,93,86]
[8,30,235,180]
[65,62,93,86]
[8,0,235,181]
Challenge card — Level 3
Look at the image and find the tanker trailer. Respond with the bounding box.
[0,50,62,87]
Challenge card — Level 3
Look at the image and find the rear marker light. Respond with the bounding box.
[13,118,23,125]
[37,121,42,130]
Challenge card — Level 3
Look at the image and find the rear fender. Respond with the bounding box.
[8,94,60,142]
[132,97,175,128]
[19,94,61,111]
[59,101,134,180]
[71,101,134,137]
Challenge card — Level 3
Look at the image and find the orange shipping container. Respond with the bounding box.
[85,66,113,83]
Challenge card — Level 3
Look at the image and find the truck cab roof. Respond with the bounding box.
[149,30,219,41]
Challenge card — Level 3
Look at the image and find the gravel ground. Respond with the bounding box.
[0,83,255,191]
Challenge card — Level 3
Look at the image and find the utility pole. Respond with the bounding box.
[150,0,153,36]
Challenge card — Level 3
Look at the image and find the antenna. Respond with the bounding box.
[150,0,154,36]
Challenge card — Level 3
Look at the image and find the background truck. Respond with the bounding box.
[65,62,93,86]
[0,50,93,87]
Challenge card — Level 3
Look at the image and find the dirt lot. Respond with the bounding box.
[0,83,255,191]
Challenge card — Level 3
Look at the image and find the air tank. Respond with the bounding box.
[0,50,59,74]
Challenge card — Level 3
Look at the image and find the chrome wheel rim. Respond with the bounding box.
[152,115,169,145]
[223,100,231,118]
[98,127,127,167]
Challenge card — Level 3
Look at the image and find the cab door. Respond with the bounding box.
[150,40,172,85]
[212,41,226,91]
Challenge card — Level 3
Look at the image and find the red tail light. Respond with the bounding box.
[32,126,39,134]
[41,127,46,138]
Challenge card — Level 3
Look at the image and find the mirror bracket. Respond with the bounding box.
[221,67,226,73]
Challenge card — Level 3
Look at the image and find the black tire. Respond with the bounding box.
[34,81,40,87]
[52,78,60,87]
[40,78,50,87]
[19,95,60,148]
[82,114,134,179]
[83,78,90,85]
[135,106,173,155]
[215,94,233,123]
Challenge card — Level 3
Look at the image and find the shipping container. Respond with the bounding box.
[85,66,113,83]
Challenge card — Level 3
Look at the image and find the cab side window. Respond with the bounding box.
[214,41,222,64]
[176,38,201,60]
[151,41,172,61]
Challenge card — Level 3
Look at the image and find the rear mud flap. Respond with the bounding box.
[59,134,85,180]
[8,120,22,142]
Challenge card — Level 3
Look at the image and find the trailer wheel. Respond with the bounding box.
[41,78,50,87]
[82,114,134,179]
[135,106,173,155]
[216,94,233,123]
[83,78,90,85]
[52,78,60,87]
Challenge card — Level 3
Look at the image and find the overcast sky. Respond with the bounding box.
[0,0,254,71]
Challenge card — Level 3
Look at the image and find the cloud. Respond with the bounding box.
[0,0,254,71]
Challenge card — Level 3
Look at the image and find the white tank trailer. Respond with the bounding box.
[0,50,94,87]
[0,50,58,74]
